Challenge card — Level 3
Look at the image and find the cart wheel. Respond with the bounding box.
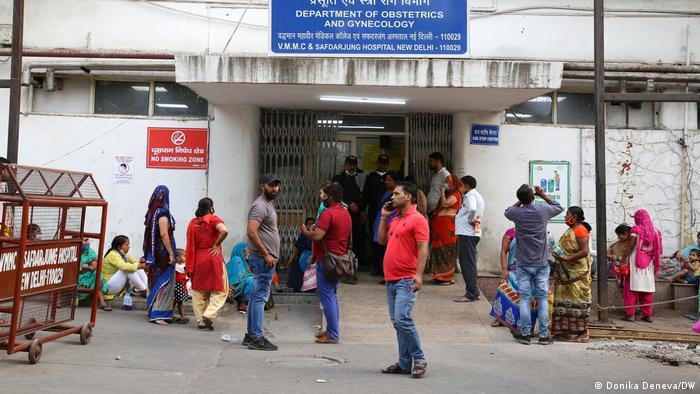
[28,339,42,364]
[24,332,35,340]
[79,323,92,345]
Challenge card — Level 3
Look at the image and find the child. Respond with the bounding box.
[173,248,190,324]
[667,249,700,285]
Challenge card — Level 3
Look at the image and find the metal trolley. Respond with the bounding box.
[0,165,107,364]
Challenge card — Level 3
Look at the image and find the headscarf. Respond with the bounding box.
[631,209,662,270]
[143,185,176,264]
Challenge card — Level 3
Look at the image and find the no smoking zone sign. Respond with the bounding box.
[146,127,209,169]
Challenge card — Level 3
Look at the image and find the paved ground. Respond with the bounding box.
[1,274,698,394]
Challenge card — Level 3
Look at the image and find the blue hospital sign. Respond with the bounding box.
[470,124,499,146]
[270,0,469,57]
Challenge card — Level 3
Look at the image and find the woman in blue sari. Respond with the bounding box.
[227,242,254,313]
[143,185,177,325]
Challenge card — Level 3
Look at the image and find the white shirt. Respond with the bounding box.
[456,189,485,237]
[427,167,451,214]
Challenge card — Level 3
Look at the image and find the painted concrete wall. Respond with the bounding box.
[8,114,208,250]
[581,127,700,256]
[453,115,583,273]
[0,1,697,64]
[0,101,258,257]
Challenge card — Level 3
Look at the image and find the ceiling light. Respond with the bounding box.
[131,86,150,92]
[320,96,406,105]
[338,125,385,130]
[156,103,189,109]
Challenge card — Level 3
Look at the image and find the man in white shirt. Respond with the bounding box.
[454,175,485,302]
[426,152,451,216]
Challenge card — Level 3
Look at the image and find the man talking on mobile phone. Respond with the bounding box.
[377,181,430,378]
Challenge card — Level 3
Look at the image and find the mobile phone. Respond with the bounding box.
[385,202,395,211]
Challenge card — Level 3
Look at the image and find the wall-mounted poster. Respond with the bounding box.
[529,161,570,223]
[113,155,134,184]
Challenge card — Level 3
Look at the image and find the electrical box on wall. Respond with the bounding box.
[0,24,11,47]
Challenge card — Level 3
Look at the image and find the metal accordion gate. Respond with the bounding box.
[259,109,339,260]
[408,113,453,193]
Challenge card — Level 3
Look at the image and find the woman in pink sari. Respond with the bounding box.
[620,209,663,322]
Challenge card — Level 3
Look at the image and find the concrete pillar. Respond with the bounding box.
[452,112,502,176]
[207,105,260,254]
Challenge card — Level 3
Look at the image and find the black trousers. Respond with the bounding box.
[371,243,386,276]
[351,212,367,269]
[458,235,480,299]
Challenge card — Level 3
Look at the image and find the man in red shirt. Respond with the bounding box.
[377,181,429,378]
[300,182,352,344]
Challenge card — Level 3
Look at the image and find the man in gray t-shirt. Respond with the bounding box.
[427,152,450,215]
[504,184,562,345]
[245,173,281,351]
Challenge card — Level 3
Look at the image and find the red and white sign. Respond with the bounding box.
[147,127,209,169]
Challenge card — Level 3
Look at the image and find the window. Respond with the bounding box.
[505,92,595,126]
[154,83,208,117]
[94,81,150,116]
[557,93,595,125]
[505,94,553,124]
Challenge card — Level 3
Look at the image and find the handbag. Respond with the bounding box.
[319,210,358,281]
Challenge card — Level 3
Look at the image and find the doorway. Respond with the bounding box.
[333,114,408,186]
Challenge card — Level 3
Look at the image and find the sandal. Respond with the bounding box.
[381,363,410,374]
[411,361,427,378]
[99,305,113,312]
[621,315,635,322]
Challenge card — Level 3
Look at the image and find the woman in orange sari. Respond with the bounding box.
[430,175,461,284]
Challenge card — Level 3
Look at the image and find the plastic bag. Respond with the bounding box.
[301,262,318,292]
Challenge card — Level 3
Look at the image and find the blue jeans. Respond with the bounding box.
[316,262,340,340]
[386,279,425,371]
[247,255,275,338]
[516,265,550,338]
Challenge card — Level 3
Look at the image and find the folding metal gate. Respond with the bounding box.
[408,113,453,193]
[259,109,339,260]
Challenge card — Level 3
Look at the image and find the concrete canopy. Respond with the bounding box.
[176,55,563,112]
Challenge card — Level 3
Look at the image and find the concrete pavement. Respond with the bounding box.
[1,274,698,393]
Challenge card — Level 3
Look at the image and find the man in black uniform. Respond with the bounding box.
[362,154,390,276]
[332,155,365,283]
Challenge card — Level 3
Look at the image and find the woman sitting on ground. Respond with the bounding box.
[102,235,149,300]
[77,237,111,311]
[551,206,592,343]
[227,242,254,313]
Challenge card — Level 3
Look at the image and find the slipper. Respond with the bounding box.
[99,305,113,312]
[381,363,410,374]
[176,317,189,324]
[436,281,455,286]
